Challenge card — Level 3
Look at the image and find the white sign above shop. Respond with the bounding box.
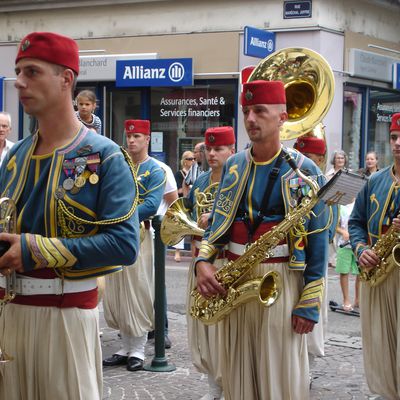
[349,48,397,83]
[78,53,158,81]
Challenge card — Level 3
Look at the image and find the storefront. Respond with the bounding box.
[343,47,400,170]
[73,55,238,171]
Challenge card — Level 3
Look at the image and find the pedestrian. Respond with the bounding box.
[349,112,400,399]
[195,80,329,400]
[0,31,139,400]
[102,119,165,372]
[175,150,194,197]
[358,150,379,177]
[183,142,207,196]
[187,126,235,400]
[326,150,349,269]
[0,111,14,167]
[75,89,102,134]
[336,199,359,311]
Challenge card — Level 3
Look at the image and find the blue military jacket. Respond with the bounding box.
[349,166,399,258]
[196,146,329,323]
[0,125,139,280]
[135,157,166,223]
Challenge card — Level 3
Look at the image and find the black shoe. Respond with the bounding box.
[127,356,144,371]
[147,330,155,340]
[103,354,128,366]
[164,335,172,349]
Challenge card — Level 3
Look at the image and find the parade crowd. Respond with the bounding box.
[1,31,400,400]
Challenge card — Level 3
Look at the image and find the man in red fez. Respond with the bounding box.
[0,32,139,400]
[103,119,166,372]
[195,80,329,399]
[187,126,235,400]
[294,135,327,170]
[349,111,400,398]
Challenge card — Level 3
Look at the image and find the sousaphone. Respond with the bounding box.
[247,47,335,140]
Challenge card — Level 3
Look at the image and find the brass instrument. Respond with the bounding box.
[190,155,321,325]
[0,197,17,363]
[248,47,335,141]
[359,224,400,287]
[160,197,205,246]
[160,182,219,246]
[194,182,219,217]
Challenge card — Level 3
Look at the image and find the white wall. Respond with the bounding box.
[0,0,398,44]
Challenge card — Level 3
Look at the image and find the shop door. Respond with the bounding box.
[105,88,144,146]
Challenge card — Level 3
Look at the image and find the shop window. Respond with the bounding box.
[105,89,141,145]
[343,88,363,171]
[368,89,400,168]
[150,81,237,172]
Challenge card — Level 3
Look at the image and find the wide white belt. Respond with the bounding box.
[0,275,97,296]
[228,242,289,258]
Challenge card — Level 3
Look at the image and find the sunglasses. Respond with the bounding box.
[185,157,195,161]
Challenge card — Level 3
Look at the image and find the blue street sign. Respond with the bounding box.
[244,26,275,59]
[393,63,400,90]
[116,58,193,87]
[283,1,312,19]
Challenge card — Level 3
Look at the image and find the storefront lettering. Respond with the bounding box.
[375,102,400,122]
[159,96,226,118]
[123,66,166,80]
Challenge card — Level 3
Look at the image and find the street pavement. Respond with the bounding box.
[101,255,380,400]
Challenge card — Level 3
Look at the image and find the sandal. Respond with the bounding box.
[342,304,354,312]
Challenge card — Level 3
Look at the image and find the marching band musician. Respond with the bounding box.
[349,112,400,400]
[102,119,166,372]
[195,80,329,400]
[187,126,235,400]
[0,32,139,400]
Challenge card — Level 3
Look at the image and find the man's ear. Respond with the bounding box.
[280,111,289,123]
[61,68,75,89]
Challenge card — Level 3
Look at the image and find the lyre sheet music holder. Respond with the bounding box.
[318,169,367,206]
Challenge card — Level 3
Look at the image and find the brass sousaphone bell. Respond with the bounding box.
[248,47,335,141]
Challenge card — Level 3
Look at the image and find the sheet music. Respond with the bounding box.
[318,169,367,206]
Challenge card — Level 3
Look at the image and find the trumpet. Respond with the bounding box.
[0,197,17,363]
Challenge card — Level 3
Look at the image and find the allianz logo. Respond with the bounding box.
[250,37,274,52]
[123,62,186,82]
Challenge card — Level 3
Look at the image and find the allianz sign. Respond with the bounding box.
[116,58,193,87]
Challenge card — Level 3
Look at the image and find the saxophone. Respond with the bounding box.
[359,224,400,287]
[190,154,322,325]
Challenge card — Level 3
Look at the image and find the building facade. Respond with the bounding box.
[0,0,399,171]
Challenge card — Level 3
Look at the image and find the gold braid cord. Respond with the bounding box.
[57,147,139,236]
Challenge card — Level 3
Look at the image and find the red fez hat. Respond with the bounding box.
[390,113,400,132]
[205,126,236,147]
[241,80,286,106]
[16,32,79,75]
[124,119,151,135]
[294,136,326,156]
[241,66,255,85]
